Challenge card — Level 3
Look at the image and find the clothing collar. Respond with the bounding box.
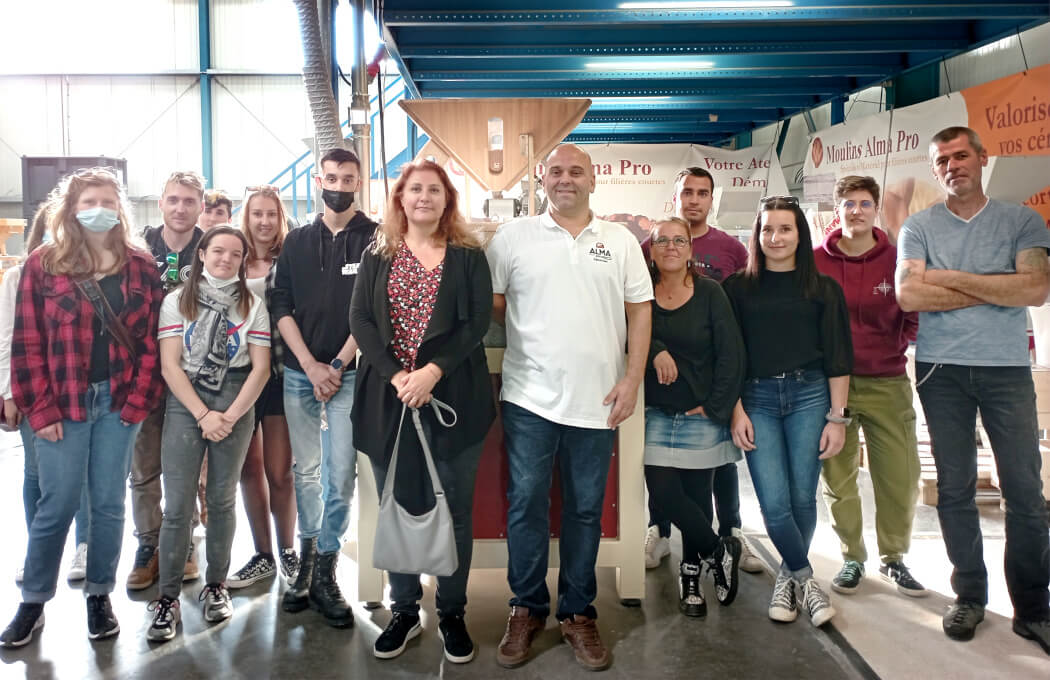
[540,210,601,236]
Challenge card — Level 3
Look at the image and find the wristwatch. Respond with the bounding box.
[330,358,344,372]
[825,407,852,425]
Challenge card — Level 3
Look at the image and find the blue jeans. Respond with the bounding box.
[283,367,357,555]
[742,370,830,577]
[916,362,1050,620]
[502,401,615,620]
[22,381,142,602]
[21,420,89,546]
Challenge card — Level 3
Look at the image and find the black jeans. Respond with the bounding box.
[916,362,1050,621]
[370,440,483,619]
[648,462,741,538]
[644,465,720,564]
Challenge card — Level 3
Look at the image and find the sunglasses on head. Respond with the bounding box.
[759,195,799,208]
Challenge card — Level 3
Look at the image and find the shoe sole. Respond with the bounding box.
[879,573,928,598]
[769,607,798,623]
[717,539,742,606]
[309,600,354,629]
[87,623,119,640]
[147,628,177,642]
[562,635,611,672]
[0,613,44,648]
[204,607,232,623]
[809,606,836,627]
[739,559,765,574]
[679,602,707,618]
[126,577,158,591]
[227,570,275,589]
[438,628,476,663]
[282,592,310,613]
[374,621,422,659]
[831,582,860,595]
[1013,620,1050,654]
[183,571,200,582]
[67,572,86,582]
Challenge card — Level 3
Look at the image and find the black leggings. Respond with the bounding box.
[644,465,720,565]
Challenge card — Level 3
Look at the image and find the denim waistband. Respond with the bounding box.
[751,368,825,382]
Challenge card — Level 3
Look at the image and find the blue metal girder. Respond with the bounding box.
[384,2,1049,27]
[198,0,213,187]
[421,90,819,108]
[583,110,779,123]
[408,53,903,72]
[420,79,845,96]
[575,121,745,133]
[381,24,421,98]
[412,66,893,81]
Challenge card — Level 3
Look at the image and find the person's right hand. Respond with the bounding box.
[2,398,22,431]
[36,422,63,442]
[199,411,230,442]
[731,408,755,451]
[305,359,341,398]
[390,370,410,393]
[653,350,678,385]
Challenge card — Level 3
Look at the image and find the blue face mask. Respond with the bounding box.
[76,206,120,233]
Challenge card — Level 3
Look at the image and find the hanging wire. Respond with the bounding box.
[377,68,390,203]
[941,57,952,96]
[1016,27,1030,72]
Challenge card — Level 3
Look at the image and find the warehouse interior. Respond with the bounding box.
[1,2,1050,678]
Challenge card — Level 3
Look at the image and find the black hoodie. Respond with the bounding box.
[269,210,377,372]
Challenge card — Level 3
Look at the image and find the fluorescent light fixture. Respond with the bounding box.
[585,60,715,70]
[619,1,793,8]
[592,96,673,102]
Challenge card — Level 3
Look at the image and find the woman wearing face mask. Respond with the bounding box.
[0,168,164,648]
[723,196,853,628]
[643,217,746,618]
[227,186,299,588]
[145,227,271,642]
[350,160,495,664]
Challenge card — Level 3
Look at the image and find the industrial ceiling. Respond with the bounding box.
[379,1,1050,147]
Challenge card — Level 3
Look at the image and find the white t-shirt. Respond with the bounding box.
[486,211,654,429]
[158,287,271,370]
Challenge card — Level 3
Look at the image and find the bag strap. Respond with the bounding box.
[74,277,137,359]
[382,398,459,501]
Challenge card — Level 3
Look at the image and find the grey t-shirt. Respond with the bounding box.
[898,199,1050,366]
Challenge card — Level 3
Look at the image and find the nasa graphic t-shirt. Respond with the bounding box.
[158,287,271,370]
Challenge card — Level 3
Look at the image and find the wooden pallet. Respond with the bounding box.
[917,421,999,506]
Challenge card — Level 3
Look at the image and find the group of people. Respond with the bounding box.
[0,125,1047,672]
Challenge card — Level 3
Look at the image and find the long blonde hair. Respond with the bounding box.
[239,186,287,263]
[41,167,138,277]
[374,160,478,258]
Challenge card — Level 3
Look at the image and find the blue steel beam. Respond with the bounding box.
[420,79,842,96]
[380,24,421,98]
[407,53,904,73]
[384,0,1045,11]
[198,0,213,187]
[583,111,779,123]
[567,133,731,144]
[575,122,744,133]
[411,66,893,81]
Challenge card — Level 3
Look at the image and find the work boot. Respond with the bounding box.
[281,537,316,613]
[309,551,354,628]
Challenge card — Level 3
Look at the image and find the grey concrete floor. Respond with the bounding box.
[0,424,1002,680]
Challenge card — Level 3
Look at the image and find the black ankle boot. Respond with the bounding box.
[309,550,353,628]
[282,537,317,613]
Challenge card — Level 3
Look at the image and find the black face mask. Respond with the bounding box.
[321,189,354,213]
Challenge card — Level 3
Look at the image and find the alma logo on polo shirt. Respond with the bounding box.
[589,242,612,263]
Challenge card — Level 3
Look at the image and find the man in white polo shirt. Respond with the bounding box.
[487,144,653,671]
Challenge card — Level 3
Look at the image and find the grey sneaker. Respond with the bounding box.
[943,601,984,641]
[146,597,181,642]
[801,578,836,627]
[768,571,798,622]
[200,583,232,623]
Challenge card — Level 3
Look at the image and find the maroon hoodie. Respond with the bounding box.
[814,227,917,377]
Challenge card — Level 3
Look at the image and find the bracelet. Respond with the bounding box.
[196,409,212,423]
[825,413,851,425]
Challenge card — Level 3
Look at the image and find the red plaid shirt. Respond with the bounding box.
[12,248,164,431]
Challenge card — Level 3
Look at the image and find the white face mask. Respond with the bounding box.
[201,268,239,288]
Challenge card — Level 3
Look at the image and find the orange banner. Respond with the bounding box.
[963,63,1050,157]
[1026,186,1050,228]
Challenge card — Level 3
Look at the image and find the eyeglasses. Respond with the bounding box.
[840,199,875,211]
[759,195,799,207]
[652,236,690,249]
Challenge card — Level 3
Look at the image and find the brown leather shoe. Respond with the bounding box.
[496,606,545,668]
[183,543,200,582]
[560,615,611,671]
[126,545,158,591]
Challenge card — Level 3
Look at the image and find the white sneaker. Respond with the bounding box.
[67,543,88,582]
[768,571,798,622]
[801,578,836,627]
[200,583,233,623]
[147,597,181,642]
[732,528,764,574]
[644,525,671,569]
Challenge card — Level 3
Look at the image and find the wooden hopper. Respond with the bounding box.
[399,98,591,194]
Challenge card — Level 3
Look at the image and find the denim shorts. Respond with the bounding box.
[644,406,741,470]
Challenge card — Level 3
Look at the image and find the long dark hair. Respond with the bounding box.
[179,226,252,319]
[742,198,820,298]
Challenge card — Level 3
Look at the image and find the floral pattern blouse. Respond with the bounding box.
[388,241,444,371]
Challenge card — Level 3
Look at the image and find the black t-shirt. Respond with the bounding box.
[87,274,126,383]
[141,224,203,291]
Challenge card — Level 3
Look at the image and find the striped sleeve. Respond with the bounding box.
[157,291,185,339]
[245,293,271,347]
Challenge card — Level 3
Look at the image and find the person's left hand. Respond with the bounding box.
[396,364,441,408]
[684,405,707,417]
[819,422,846,459]
[603,377,639,428]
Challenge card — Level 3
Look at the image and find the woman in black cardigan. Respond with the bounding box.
[349,159,495,665]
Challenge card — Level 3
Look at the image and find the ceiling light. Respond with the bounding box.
[619,1,793,8]
[585,60,715,71]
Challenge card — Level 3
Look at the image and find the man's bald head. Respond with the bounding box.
[543,144,596,219]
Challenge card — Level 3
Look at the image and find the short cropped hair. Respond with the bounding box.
[163,170,206,199]
[204,189,233,214]
[930,126,985,156]
[834,175,880,205]
[319,147,361,171]
[674,166,716,191]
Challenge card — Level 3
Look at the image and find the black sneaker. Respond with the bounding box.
[227,553,276,589]
[438,614,476,663]
[831,560,865,594]
[279,548,300,581]
[374,612,422,659]
[678,562,707,618]
[707,536,741,605]
[1013,617,1050,655]
[943,601,985,641]
[0,603,44,648]
[86,595,119,640]
[879,561,927,597]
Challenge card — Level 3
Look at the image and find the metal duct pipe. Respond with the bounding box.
[294,0,344,154]
[350,0,371,215]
